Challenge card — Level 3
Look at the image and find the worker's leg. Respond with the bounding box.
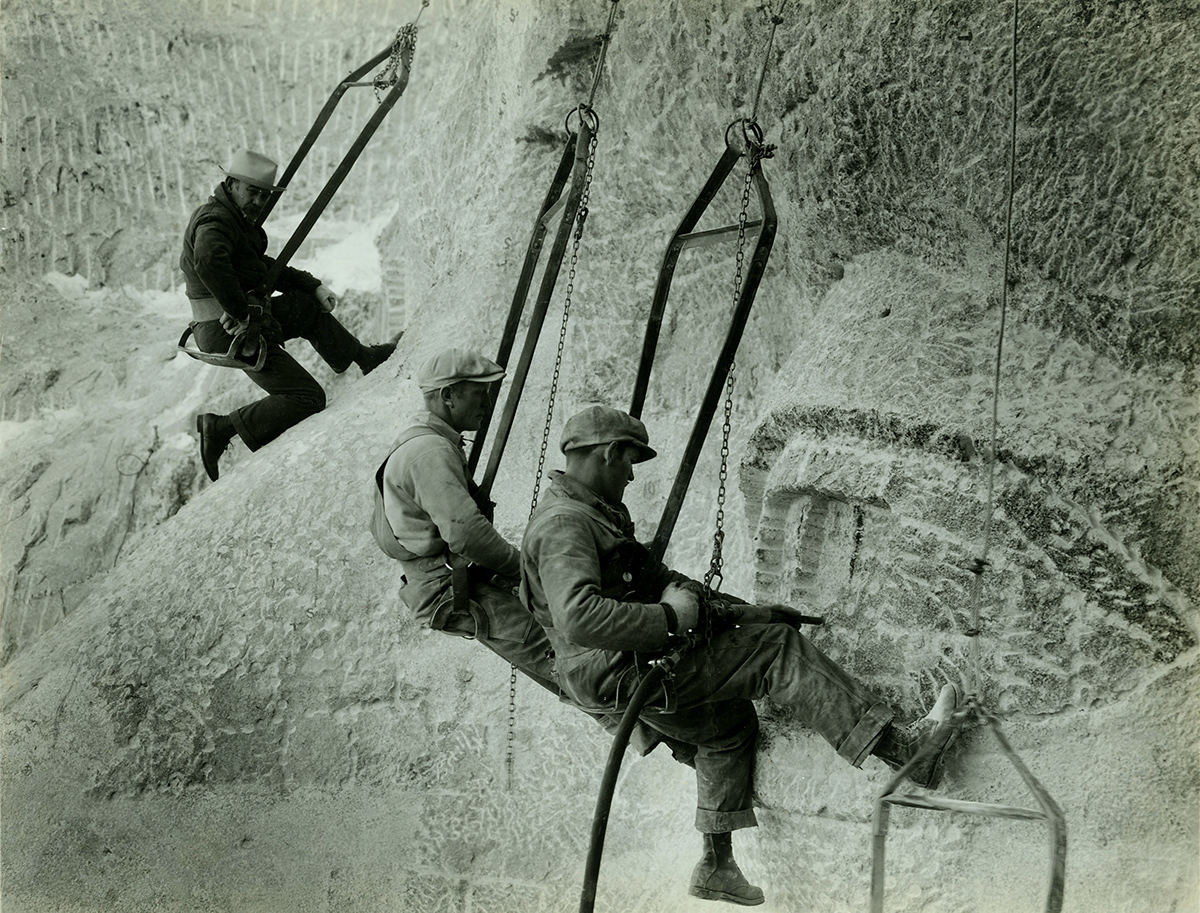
[192,319,325,451]
[640,700,763,905]
[450,580,694,760]
[666,623,894,768]
[272,290,392,375]
[642,699,759,831]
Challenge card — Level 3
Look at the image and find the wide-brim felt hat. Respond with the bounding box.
[560,405,657,463]
[223,148,284,192]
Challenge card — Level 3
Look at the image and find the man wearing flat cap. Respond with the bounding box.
[372,349,697,760]
[181,147,397,481]
[521,404,961,907]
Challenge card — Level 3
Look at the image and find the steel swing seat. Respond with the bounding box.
[470,106,599,499]
[632,118,777,561]
[178,11,421,371]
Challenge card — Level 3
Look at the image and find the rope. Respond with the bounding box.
[964,0,1019,701]
[585,0,622,110]
[749,0,789,124]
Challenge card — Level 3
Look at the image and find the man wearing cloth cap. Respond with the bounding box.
[373,349,694,759]
[181,148,397,481]
[521,405,961,907]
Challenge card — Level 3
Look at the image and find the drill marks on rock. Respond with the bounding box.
[744,410,1194,716]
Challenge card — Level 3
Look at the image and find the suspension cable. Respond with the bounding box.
[964,0,1020,701]
[750,0,789,124]
[585,0,621,110]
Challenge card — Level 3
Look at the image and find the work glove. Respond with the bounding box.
[315,284,338,313]
[662,582,701,635]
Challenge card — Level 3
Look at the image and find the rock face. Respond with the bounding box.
[2,1,1197,912]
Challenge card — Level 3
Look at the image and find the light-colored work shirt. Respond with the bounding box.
[381,411,520,576]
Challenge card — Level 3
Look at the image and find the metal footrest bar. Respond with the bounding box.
[677,219,763,252]
[870,700,1067,913]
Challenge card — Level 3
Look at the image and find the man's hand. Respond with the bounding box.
[662,582,701,634]
[315,284,338,313]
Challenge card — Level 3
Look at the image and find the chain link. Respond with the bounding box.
[505,664,517,790]
[528,122,598,516]
[373,2,427,101]
[703,162,755,596]
[507,116,598,790]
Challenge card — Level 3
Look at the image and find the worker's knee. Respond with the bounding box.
[295,385,326,416]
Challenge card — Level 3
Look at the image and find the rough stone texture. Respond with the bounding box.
[2,1,1197,912]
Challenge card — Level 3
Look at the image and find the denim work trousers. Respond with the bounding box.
[192,289,361,450]
[436,577,562,695]
[634,623,894,833]
[424,577,664,752]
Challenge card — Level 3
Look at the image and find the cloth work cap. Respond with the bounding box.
[417,348,506,393]
[224,149,284,192]
[561,405,657,462]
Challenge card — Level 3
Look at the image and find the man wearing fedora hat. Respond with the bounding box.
[181,147,397,481]
[372,348,697,762]
[520,404,961,906]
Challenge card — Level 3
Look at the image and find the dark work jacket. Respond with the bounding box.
[520,470,693,711]
[179,182,320,321]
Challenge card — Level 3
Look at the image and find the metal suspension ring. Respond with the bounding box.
[724,117,771,159]
[565,104,601,138]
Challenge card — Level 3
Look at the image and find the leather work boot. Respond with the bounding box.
[356,341,397,375]
[872,683,963,789]
[196,413,235,482]
[688,832,764,906]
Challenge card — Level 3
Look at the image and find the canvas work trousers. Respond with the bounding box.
[633,623,894,833]
[191,289,362,450]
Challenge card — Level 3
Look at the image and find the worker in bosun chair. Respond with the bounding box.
[521,404,963,907]
[371,347,699,764]
[182,148,397,482]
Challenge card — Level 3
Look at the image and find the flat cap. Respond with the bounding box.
[560,405,657,463]
[416,348,505,393]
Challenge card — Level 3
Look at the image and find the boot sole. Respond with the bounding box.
[688,885,765,906]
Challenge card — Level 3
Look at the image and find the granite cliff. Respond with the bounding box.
[1,1,1197,911]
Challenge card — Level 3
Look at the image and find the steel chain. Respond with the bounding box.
[505,664,517,790]
[703,161,755,596]
[373,3,426,101]
[528,121,598,516]
[508,116,598,790]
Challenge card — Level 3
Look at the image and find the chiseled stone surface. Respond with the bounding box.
[1,1,1197,912]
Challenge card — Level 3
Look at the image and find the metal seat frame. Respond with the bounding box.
[870,698,1067,913]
